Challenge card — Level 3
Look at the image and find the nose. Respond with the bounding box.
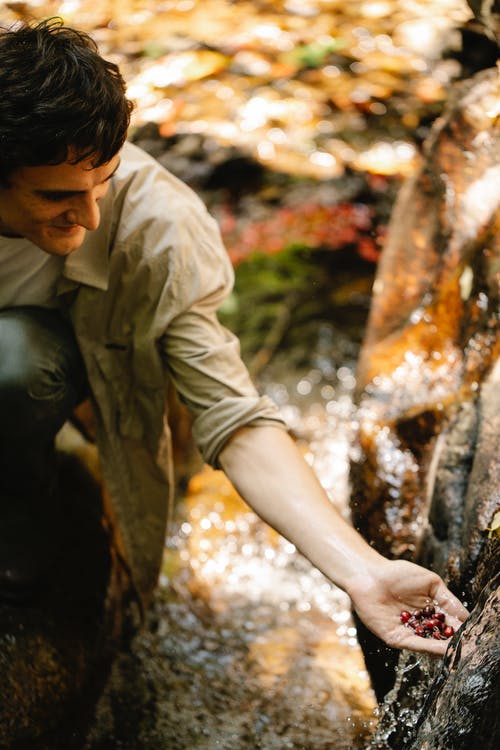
[65,192,101,231]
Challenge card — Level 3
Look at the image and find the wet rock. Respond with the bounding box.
[408,573,500,750]
[351,64,499,574]
[350,65,499,742]
[368,573,500,750]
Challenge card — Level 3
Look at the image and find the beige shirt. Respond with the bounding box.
[59,142,285,603]
[0,236,64,308]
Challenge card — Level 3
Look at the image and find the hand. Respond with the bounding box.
[347,559,470,655]
[219,425,469,656]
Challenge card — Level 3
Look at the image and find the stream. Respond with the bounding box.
[84,313,381,749]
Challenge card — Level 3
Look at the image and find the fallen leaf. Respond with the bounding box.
[487,510,500,539]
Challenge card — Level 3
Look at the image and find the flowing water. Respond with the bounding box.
[85,320,379,749]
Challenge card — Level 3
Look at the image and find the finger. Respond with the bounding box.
[431,581,470,622]
[400,634,449,656]
[389,626,453,656]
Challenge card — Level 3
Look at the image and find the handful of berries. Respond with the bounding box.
[400,603,455,640]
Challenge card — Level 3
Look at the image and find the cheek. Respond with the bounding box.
[26,203,67,225]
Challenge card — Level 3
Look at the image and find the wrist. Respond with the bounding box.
[339,550,391,601]
[313,527,388,598]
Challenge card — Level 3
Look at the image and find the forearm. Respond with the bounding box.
[219,424,469,654]
[218,424,384,596]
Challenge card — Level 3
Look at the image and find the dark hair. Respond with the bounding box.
[0,18,134,183]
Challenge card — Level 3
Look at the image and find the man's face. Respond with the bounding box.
[0,150,121,256]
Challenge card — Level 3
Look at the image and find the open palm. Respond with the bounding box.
[348,559,470,655]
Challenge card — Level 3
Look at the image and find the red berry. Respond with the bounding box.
[400,610,411,623]
[414,624,425,637]
[435,612,445,622]
[412,609,423,619]
[423,604,435,617]
[424,619,435,630]
[443,625,455,638]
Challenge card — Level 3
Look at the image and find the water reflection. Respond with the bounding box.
[129,322,379,748]
[87,327,377,747]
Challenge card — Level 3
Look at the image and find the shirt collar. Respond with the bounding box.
[60,187,114,291]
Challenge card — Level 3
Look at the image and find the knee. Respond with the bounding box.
[0,331,61,437]
[0,315,62,393]
[0,309,84,433]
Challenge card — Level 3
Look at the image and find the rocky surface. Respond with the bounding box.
[350,64,499,746]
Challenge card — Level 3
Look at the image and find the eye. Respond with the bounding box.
[38,191,78,202]
[39,192,68,202]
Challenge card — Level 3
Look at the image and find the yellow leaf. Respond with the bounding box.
[487,510,500,538]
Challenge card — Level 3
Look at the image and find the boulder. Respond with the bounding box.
[350,64,500,742]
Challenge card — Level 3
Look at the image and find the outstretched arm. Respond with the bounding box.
[219,425,469,655]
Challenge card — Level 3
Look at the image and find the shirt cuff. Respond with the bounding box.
[192,394,287,466]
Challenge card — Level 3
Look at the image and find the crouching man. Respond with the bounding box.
[0,18,468,655]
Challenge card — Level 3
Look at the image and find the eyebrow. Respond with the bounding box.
[35,159,122,199]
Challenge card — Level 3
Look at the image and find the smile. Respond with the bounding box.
[51,225,81,234]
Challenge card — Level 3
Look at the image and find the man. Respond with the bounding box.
[0,18,468,655]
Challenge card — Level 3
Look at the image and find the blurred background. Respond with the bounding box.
[1,2,495,749]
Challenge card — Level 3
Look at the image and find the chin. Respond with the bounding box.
[41,243,82,256]
[39,229,86,256]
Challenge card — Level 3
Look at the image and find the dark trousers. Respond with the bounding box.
[0,306,87,500]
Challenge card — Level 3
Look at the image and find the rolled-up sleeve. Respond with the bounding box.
[140,168,287,465]
[161,303,286,466]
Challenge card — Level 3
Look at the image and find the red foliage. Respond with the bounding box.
[216,201,384,265]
